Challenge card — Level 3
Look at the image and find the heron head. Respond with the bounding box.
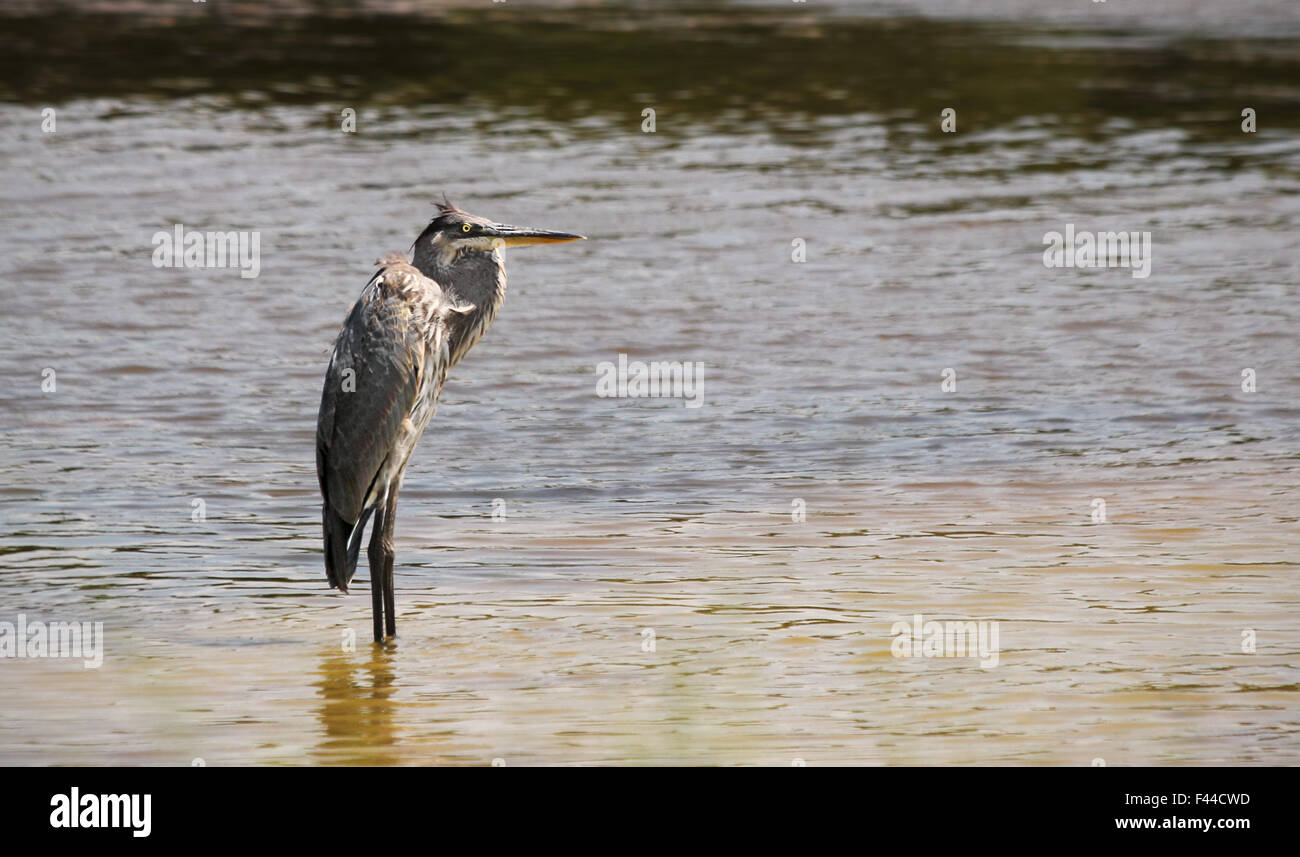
[413,199,585,264]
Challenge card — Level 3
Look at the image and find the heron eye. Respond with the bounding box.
[462,223,472,233]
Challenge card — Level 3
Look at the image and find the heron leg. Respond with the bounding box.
[368,500,387,644]
[381,486,399,639]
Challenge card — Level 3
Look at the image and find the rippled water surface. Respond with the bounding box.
[0,0,1298,765]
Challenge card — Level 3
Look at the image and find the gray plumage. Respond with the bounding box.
[317,253,466,591]
[316,202,584,643]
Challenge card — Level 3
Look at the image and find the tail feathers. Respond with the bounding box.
[345,507,375,588]
[323,507,359,593]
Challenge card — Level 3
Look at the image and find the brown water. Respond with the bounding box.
[0,0,1298,765]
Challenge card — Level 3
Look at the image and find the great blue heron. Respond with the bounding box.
[316,200,584,643]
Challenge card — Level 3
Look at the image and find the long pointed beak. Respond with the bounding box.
[487,223,586,247]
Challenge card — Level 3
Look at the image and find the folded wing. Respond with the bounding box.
[316,257,430,588]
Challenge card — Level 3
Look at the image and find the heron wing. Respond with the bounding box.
[316,260,430,525]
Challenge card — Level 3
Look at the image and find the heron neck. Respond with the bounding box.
[413,246,507,368]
